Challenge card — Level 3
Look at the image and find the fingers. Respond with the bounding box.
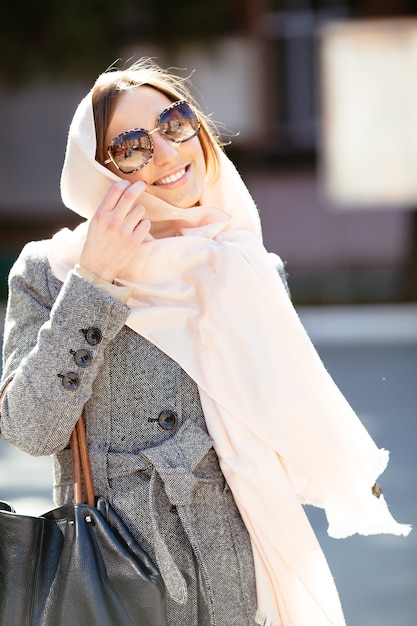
[93,179,148,235]
[122,202,150,234]
[80,180,151,282]
[99,180,147,219]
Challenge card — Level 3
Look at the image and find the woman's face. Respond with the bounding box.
[104,86,207,208]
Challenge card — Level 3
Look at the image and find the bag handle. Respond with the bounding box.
[1,382,95,507]
[71,416,95,506]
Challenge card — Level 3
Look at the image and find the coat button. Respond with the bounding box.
[58,372,80,390]
[81,327,102,346]
[157,410,178,431]
[71,349,92,367]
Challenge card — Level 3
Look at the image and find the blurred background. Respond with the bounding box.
[0,1,416,625]
[1,0,417,304]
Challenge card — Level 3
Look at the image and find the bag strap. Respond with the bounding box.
[71,416,95,506]
[1,383,95,506]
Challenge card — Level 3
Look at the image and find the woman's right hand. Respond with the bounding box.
[79,180,151,283]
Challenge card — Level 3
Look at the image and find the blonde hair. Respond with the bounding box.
[92,58,222,180]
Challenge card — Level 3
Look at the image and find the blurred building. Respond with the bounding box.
[0,0,416,304]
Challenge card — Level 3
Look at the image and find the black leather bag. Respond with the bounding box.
[0,417,168,626]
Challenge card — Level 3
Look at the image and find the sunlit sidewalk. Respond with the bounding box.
[298,303,417,346]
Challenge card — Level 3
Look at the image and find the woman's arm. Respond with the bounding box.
[0,241,130,456]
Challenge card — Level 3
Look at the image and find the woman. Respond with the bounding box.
[0,58,410,626]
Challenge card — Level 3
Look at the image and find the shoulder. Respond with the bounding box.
[268,252,291,297]
[10,239,52,275]
[8,239,61,301]
[268,252,285,273]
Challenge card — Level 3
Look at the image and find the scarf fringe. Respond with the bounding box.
[255,608,280,626]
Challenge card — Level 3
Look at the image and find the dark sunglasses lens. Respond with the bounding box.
[109,130,152,173]
[158,102,200,142]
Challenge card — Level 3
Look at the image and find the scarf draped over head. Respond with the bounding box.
[50,85,411,626]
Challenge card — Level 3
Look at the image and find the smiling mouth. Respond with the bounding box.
[153,166,188,186]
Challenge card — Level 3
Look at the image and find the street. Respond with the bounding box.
[1,304,416,626]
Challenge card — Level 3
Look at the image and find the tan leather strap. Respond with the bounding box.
[71,425,83,504]
[0,381,11,416]
[71,416,95,506]
[1,384,95,506]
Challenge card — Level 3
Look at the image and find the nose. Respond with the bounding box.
[151,131,179,166]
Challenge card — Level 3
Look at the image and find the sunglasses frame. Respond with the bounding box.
[104,100,200,174]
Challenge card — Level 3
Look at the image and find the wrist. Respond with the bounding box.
[74,266,132,304]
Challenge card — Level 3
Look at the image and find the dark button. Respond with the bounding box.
[58,372,80,391]
[81,327,102,346]
[157,410,178,431]
[71,348,92,367]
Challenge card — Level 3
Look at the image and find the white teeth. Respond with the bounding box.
[155,168,186,186]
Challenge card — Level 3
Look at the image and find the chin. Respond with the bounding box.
[157,190,201,209]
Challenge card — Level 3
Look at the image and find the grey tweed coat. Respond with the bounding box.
[0,240,288,626]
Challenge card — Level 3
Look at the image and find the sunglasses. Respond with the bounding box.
[104,100,200,174]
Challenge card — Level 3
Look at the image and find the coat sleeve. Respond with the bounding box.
[0,240,130,456]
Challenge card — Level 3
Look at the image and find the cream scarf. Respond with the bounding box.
[50,89,411,626]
